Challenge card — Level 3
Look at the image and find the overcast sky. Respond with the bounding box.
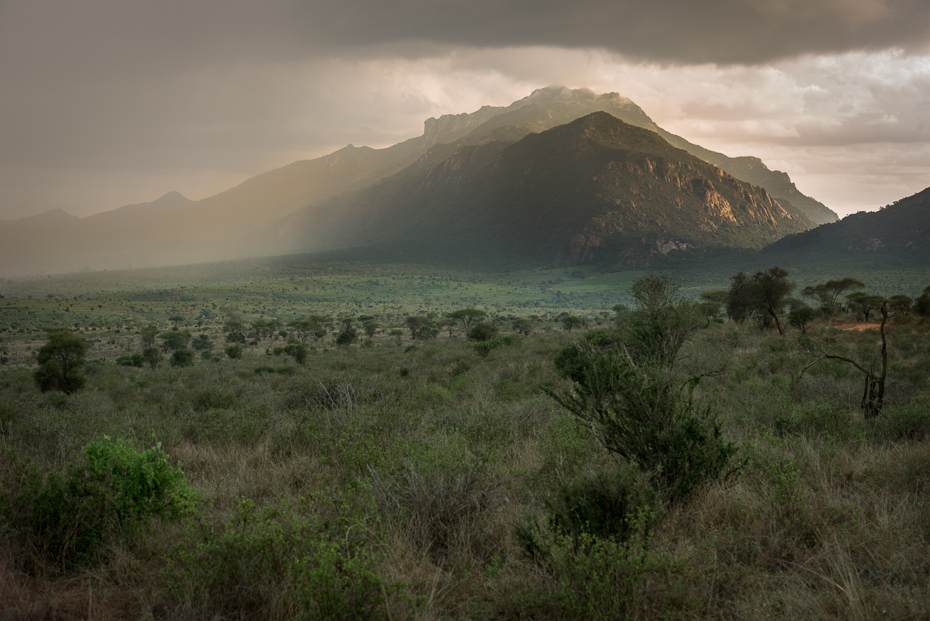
[2,0,929,220]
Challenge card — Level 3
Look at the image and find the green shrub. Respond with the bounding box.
[468,322,498,342]
[167,496,390,619]
[224,344,243,359]
[547,340,740,506]
[0,437,195,569]
[518,469,656,560]
[115,352,144,367]
[170,349,195,367]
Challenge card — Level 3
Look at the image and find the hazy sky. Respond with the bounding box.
[2,0,929,220]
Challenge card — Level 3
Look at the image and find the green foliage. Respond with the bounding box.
[801,277,864,317]
[336,329,358,346]
[548,336,739,506]
[224,344,243,359]
[140,325,158,348]
[787,302,818,333]
[468,321,498,342]
[168,496,389,619]
[914,287,930,317]
[159,329,192,351]
[727,266,794,335]
[846,291,886,321]
[528,469,656,552]
[191,333,213,351]
[0,437,195,569]
[283,341,308,363]
[34,330,86,394]
[560,315,583,332]
[170,349,195,367]
[447,308,487,334]
[116,352,145,367]
[143,346,162,370]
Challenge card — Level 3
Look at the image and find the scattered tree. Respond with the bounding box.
[446,309,487,335]
[560,315,584,332]
[726,267,794,336]
[34,330,86,394]
[888,295,913,316]
[802,277,864,317]
[140,326,158,348]
[170,349,195,368]
[846,292,886,322]
[143,347,162,370]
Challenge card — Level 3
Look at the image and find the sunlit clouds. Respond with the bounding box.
[1,0,928,219]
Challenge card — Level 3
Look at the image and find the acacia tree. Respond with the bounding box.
[34,330,86,394]
[726,267,794,336]
[801,277,864,317]
[846,292,886,322]
[446,309,486,335]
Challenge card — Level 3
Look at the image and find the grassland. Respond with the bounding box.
[1,259,930,619]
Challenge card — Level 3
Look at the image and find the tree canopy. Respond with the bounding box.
[34,330,87,394]
[726,267,794,336]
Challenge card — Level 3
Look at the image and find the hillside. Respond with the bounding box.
[264,112,814,267]
[0,87,834,276]
[763,186,930,262]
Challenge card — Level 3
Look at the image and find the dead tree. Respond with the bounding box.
[796,301,888,420]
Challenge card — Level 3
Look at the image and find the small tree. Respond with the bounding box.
[888,295,913,316]
[143,347,162,370]
[560,315,584,332]
[140,326,158,348]
[788,302,818,334]
[170,349,194,368]
[191,334,212,351]
[802,277,864,317]
[446,308,486,335]
[336,330,358,347]
[224,345,243,359]
[283,341,308,363]
[468,322,498,341]
[914,287,930,317]
[159,330,191,353]
[362,320,380,340]
[726,267,794,336]
[846,292,887,322]
[405,316,426,340]
[34,330,86,394]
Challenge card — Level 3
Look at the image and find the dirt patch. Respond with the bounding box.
[831,320,882,331]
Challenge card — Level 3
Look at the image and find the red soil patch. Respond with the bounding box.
[831,320,883,331]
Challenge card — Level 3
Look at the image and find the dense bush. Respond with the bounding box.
[0,437,195,569]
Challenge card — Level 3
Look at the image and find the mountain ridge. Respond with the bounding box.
[0,86,834,276]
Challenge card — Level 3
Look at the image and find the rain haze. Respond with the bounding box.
[2,0,929,220]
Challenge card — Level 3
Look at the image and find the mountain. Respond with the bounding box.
[762,186,930,262]
[261,112,815,267]
[0,87,834,276]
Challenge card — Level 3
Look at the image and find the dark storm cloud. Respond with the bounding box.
[1,0,929,218]
[2,0,929,79]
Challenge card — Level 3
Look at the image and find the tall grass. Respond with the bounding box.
[1,319,929,618]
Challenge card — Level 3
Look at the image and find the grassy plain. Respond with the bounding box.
[1,258,930,619]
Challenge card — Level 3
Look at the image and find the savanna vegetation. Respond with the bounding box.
[1,262,930,620]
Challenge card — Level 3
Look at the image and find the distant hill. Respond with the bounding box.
[262,112,814,267]
[0,86,834,277]
[763,186,930,262]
